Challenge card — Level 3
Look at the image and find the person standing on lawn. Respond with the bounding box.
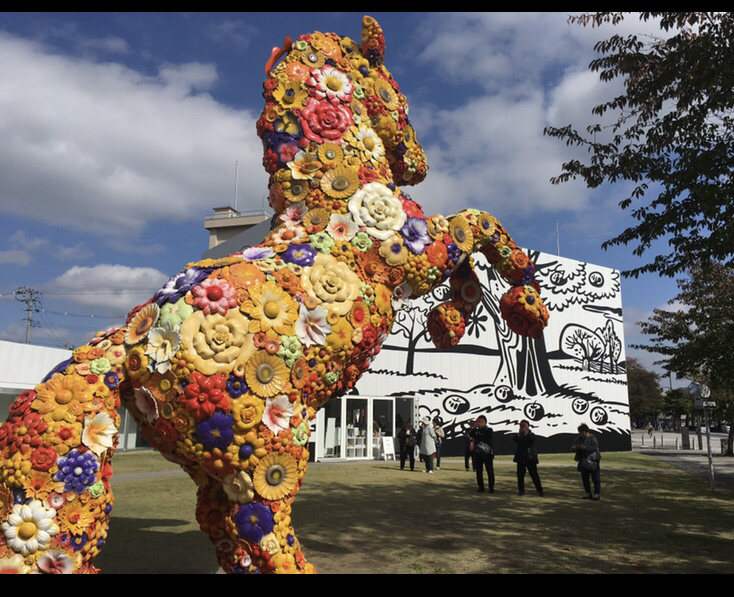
[433,416,445,470]
[398,420,417,471]
[469,415,495,493]
[513,419,543,497]
[573,423,601,500]
[419,416,437,473]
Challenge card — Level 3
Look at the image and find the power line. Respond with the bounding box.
[13,287,42,344]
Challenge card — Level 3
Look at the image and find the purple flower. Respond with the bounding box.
[401,217,430,254]
[240,246,275,261]
[227,373,248,398]
[282,243,317,267]
[55,449,99,494]
[195,411,234,451]
[71,533,88,552]
[234,502,274,544]
[154,267,211,306]
[104,371,119,390]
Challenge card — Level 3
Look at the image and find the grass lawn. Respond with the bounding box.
[94,451,734,574]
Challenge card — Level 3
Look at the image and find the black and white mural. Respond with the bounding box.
[354,250,631,455]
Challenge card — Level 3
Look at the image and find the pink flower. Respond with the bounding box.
[191,278,237,316]
[299,97,353,145]
[37,551,74,574]
[326,213,359,241]
[263,395,294,434]
[307,66,354,105]
[295,304,331,347]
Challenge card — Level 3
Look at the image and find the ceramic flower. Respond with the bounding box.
[179,310,255,376]
[145,325,182,374]
[344,125,385,166]
[245,351,289,398]
[280,201,309,228]
[262,395,294,434]
[294,304,331,347]
[195,412,235,451]
[133,387,159,424]
[159,298,194,329]
[191,278,238,316]
[253,452,298,501]
[234,502,274,544]
[301,252,361,316]
[307,65,354,105]
[326,213,359,241]
[401,217,430,254]
[54,449,99,494]
[82,412,117,457]
[231,396,265,433]
[378,235,408,266]
[36,550,75,574]
[154,267,211,306]
[223,471,255,503]
[348,181,406,240]
[299,97,353,144]
[242,281,299,336]
[32,374,93,424]
[1,500,59,557]
[320,165,360,199]
[240,246,275,261]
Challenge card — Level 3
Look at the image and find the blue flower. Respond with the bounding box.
[154,267,211,306]
[227,373,248,398]
[234,502,274,544]
[401,217,430,254]
[55,449,99,493]
[282,243,317,267]
[195,411,234,451]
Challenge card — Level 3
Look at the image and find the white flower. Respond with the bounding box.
[145,325,182,374]
[309,66,353,104]
[326,213,359,241]
[0,553,31,574]
[280,201,308,228]
[259,532,281,556]
[263,395,294,434]
[36,550,75,574]
[223,471,255,504]
[82,412,117,457]
[1,500,59,557]
[348,182,406,240]
[294,304,331,347]
[134,387,158,424]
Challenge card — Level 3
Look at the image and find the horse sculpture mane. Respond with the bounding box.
[0,16,548,574]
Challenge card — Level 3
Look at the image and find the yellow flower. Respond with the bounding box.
[302,208,331,229]
[46,421,82,456]
[125,303,160,345]
[374,283,393,316]
[344,125,385,166]
[317,143,344,165]
[125,346,151,382]
[57,500,94,535]
[449,215,475,253]
[242,281,299,336]
[23,471,61,501]
[253,452,298,501]
[230,430,267,470]
[179,310,256,376]
[326,318,354,353]
[320,164,360,199]
[378,235,408,266]
[301,253,361,316]
[32,374,94,424]
[288,150,322,180]
[231,395,265,433]
[245,351,289,398]
[272,80,308,110]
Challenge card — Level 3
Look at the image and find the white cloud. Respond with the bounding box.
[0,32,267,245]
[46,264,169,313]
[0,250,32,266]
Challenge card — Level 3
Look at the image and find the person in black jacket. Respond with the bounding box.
[469,415,494,493]
[513,419,543,497]
[398,421,416,471]
[573,423,601,500]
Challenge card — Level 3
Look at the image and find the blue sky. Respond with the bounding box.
[0,12,682,382]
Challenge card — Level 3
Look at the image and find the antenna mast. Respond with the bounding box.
[14,286,42,344]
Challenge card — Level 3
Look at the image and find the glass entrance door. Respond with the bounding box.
[346,397,368,458]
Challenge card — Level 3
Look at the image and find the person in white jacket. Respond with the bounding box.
[418,416,437,474]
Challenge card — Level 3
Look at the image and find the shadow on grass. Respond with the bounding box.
[93,457,734,574]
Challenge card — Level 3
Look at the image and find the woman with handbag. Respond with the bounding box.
[513,419,544,497]
[469,415,495,493]
[573,423,601,500]
[418,417,437,474]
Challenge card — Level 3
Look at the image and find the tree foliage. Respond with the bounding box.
[545,12,734,278]
[634,263,734,452]
[626,357,664,420]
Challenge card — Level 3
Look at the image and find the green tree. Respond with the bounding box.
[545,12,734,279]
[626,357,664,422]
[633,263,734,454]
[664,388,693,431]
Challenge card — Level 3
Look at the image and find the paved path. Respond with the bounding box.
[632,429,734,492]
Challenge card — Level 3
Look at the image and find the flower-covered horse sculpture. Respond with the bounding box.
[0,16,548,574]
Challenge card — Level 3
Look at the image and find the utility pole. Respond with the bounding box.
[14,286,42,344]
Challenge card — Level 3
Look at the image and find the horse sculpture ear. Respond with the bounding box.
[361,15,385,66]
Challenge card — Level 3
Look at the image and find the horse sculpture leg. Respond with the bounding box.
[0,359,122,574]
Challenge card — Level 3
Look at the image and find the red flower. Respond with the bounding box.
[179,372,230,422]
[299,97,353,144]
[30,445,57,471]
[358,324,378,351]
[8,389,35,417]
[263,149,279,174]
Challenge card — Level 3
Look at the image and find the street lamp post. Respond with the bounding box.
[685,383,715,492]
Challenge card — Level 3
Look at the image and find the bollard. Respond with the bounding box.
[661,434,664,447]
[676,438,679,450]
[653,436,656,449]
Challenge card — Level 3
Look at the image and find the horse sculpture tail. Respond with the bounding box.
[427,209,549,349]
